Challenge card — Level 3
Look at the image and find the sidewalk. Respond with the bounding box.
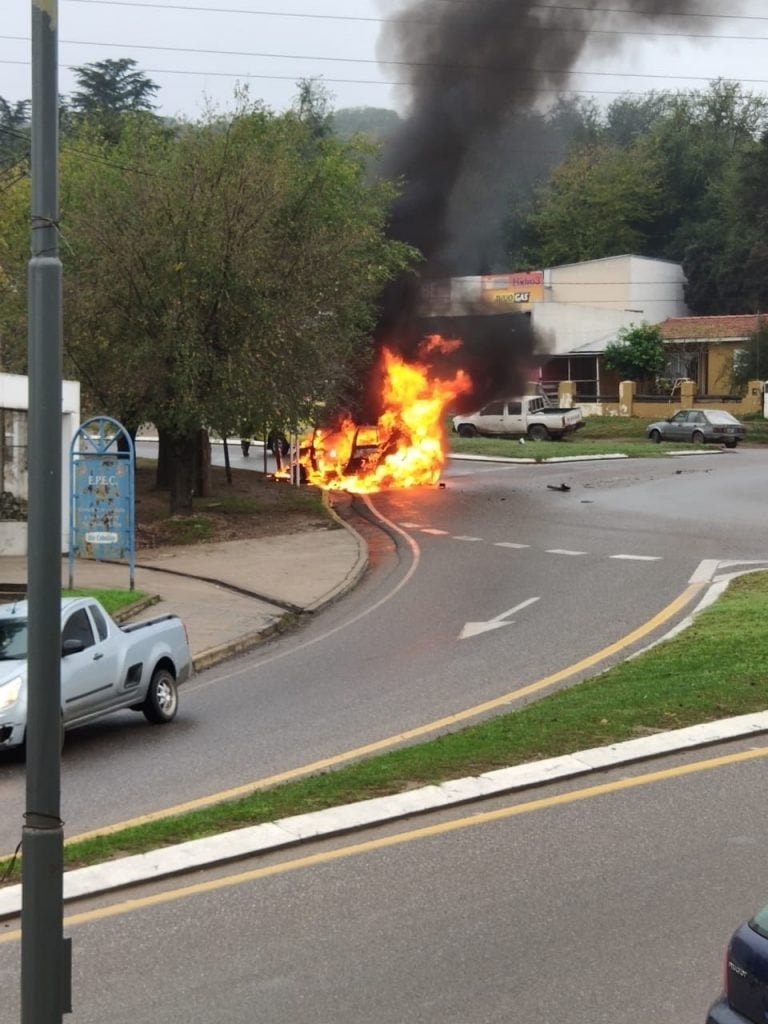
[0,510,368,672]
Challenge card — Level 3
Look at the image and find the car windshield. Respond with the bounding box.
[750,905,768,940]
[0,618,28,660]
[705,411,740,424]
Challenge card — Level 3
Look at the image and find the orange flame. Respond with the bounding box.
[301,339,471,493]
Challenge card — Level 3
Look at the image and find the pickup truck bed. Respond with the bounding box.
[452,395,584,441]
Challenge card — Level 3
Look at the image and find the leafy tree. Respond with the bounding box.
[513,82,768,275]
[729,320,768,389]
[332,106,402,143]
[603,323,667,386]
[69,59,159,141]
[520,141,666,266]
[54,102,415,512]
[0,150,31,372]
[0,97,30,167]
[684,128,768,314]
[293,78,334,142]
[601,92,671,148]
[544,95,601,149]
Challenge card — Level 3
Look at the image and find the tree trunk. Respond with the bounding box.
[156,428,173,489]
[165,431,196,514]
[222,436,232,484]
[195,428,211,496]
[116,423,137,454]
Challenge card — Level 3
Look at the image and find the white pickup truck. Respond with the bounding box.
[0,596,193,751]
[452,395,584,442]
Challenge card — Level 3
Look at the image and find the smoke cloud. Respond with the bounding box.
[373,0,711,409]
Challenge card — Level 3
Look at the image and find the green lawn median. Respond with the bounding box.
[448,412,768,459]
[1,568,763,882]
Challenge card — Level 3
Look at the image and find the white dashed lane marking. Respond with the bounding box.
[610,554,662,562]
[399,524,662,563]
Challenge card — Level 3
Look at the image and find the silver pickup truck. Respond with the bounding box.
[452,395,584,441]
[0,596,193,751]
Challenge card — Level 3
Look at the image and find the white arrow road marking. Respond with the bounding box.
[453,535,483,542]
[494,542,530,549]
[421,528,449,535]
[459,597,540,640]
[546,548,587,556]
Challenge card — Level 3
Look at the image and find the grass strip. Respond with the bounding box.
[6,569,759,880]
[449,436,679,459]
[448,412,768,457]
[62,589,149,618]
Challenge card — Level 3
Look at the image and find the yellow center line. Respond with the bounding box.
[1,739,764,943]
[54,581,705,847]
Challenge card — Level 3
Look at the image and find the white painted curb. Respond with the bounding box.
[2,711,768,919]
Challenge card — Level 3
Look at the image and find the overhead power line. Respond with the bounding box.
[3,33,767,86]
[61,0,768,41]
[1,58,759,98]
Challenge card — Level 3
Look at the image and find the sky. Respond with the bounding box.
[1,0,768,119]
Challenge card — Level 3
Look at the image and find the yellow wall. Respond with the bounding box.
[706,343,736,393]
[581,379,765,418]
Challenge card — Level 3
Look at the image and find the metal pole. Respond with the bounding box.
[22,1,68,1021]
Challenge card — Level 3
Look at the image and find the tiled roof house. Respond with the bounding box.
[658,315,766,394]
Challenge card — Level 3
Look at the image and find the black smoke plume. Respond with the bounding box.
[372,0,709,412]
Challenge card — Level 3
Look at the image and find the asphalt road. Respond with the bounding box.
[1,449,767,852]
[2,737,765,1022]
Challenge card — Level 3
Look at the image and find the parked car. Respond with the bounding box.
[646,409,746,448]
[452,395,584,442]
[0,596,193,751]
[706,904,768,1022]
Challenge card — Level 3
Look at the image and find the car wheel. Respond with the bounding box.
[692,430,705,445]
[142,667,179,724]
[649,429,662,444]
[457,424,478,438]
[528,424,549,442]
[724,440,738,449]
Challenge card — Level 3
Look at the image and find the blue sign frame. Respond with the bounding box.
[69,416,135,590]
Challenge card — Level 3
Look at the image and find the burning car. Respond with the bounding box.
[278,340,472,494]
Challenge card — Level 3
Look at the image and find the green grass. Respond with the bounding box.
[61,588,149,617]
[449,434,685,459]
[578,415,657,440]
[2,569,764,880]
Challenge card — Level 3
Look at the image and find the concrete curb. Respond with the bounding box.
[192,622,290,673]
[185,496,368,672]
[449,449,724,466]
[1,710,767,918]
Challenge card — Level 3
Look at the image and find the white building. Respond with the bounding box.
[530,255,689,399]
[0,373,81,556]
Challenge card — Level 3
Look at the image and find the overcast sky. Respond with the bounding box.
[1,1,767,119]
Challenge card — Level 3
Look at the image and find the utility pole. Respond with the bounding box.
[21,1,69,1021]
